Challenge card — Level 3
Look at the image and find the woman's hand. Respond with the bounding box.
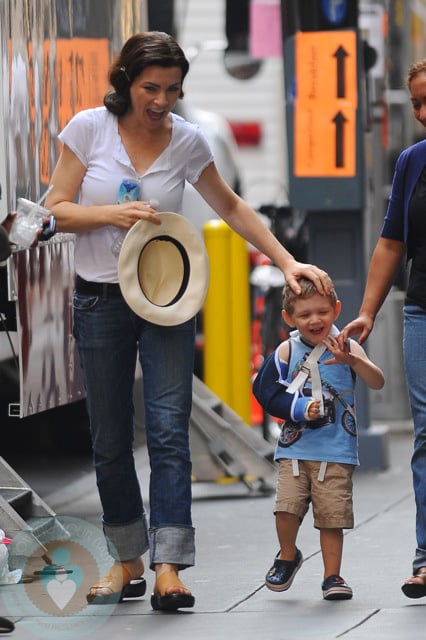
[112,201,161,229]
[283,260,333,296]
[338,314,374,347]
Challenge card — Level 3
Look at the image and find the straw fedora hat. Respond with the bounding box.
[118,212,210,326]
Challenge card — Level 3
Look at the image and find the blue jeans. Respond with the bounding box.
[73,291,195,570]
[404,304,426,573]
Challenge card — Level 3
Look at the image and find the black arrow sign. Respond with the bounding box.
[334,45,349,99]
[332,111,347,167]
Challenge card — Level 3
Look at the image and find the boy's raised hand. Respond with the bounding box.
[322,334,352,366]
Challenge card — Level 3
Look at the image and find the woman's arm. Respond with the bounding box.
[194,162,332,295]
[339,237,406,345]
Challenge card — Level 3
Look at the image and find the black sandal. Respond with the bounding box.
[87,565,146,605]
[401,567,426,599]
[265,548,303,592]
[0,617,14,633]
[151,571,195,611]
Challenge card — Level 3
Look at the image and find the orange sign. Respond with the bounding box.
[294,31,357,177]
[29,38,111,183]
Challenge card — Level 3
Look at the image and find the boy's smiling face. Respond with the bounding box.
[282,292,341,346]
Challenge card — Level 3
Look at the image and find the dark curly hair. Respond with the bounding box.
[104,31,190,116]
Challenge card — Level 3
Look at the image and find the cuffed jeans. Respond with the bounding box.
[404,304,426,573]
[73,291,195,570]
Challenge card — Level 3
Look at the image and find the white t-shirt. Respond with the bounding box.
[58,106,214,282]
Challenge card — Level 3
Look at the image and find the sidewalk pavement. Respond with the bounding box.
[1,428,423,639]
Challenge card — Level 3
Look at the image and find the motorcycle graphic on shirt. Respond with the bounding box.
[278,354,356,448]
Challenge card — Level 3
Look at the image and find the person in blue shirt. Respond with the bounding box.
[340,58,426,599]
[254,278,384,600]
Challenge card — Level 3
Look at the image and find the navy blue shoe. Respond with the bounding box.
[265,548,303,592]
[321,575,353,600]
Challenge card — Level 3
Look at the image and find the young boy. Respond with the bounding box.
[253,278,384,600]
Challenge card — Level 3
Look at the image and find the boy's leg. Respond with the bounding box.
[266,511,303,591]
[312,463,354,599]
[320,527,353,599]
[311,462,354,577]
[276,511,300,560]
[265,460,308,591]
[274,459,310,554]
[320,527,343,578]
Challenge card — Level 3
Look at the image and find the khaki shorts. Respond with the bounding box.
[274,459,355,529]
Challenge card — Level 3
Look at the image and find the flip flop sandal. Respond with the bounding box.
[151,571,195,611]
[87,565,146,605]
[401,567,426,599]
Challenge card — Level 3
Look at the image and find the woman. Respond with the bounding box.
[340,59,426,599]
[46,31,331,611]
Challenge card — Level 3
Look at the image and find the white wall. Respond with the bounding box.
[178,0,288,208]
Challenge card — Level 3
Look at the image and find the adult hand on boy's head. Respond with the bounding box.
[283,260,333,296]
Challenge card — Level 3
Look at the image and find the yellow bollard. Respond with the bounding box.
[203,219,251,423]
[203,220,232,405]
[230,230,251,423]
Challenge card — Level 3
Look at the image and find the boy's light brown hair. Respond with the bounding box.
[282,277,338,316]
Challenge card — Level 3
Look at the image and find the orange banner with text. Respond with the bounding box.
[294,30,357,178]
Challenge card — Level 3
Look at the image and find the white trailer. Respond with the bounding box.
[0,0,148,420]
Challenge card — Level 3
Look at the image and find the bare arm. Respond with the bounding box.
[339,237,405,345]
[323,336,385,389]
[194,162,332,295]
[45,145,160,233]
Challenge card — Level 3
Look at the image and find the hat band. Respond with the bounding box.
[138,235,191,307]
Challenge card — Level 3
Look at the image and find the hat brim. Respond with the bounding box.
[118,212,210,326]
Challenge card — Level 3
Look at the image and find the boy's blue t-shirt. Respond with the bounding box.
[253,330,359,466]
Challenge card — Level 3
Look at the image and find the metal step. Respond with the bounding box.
[189,376,276,492]
[0,456,67,565]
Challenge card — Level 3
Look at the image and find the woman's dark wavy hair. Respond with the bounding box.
[104,31,190,116]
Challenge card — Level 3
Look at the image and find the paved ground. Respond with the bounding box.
[0,426,423,639]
